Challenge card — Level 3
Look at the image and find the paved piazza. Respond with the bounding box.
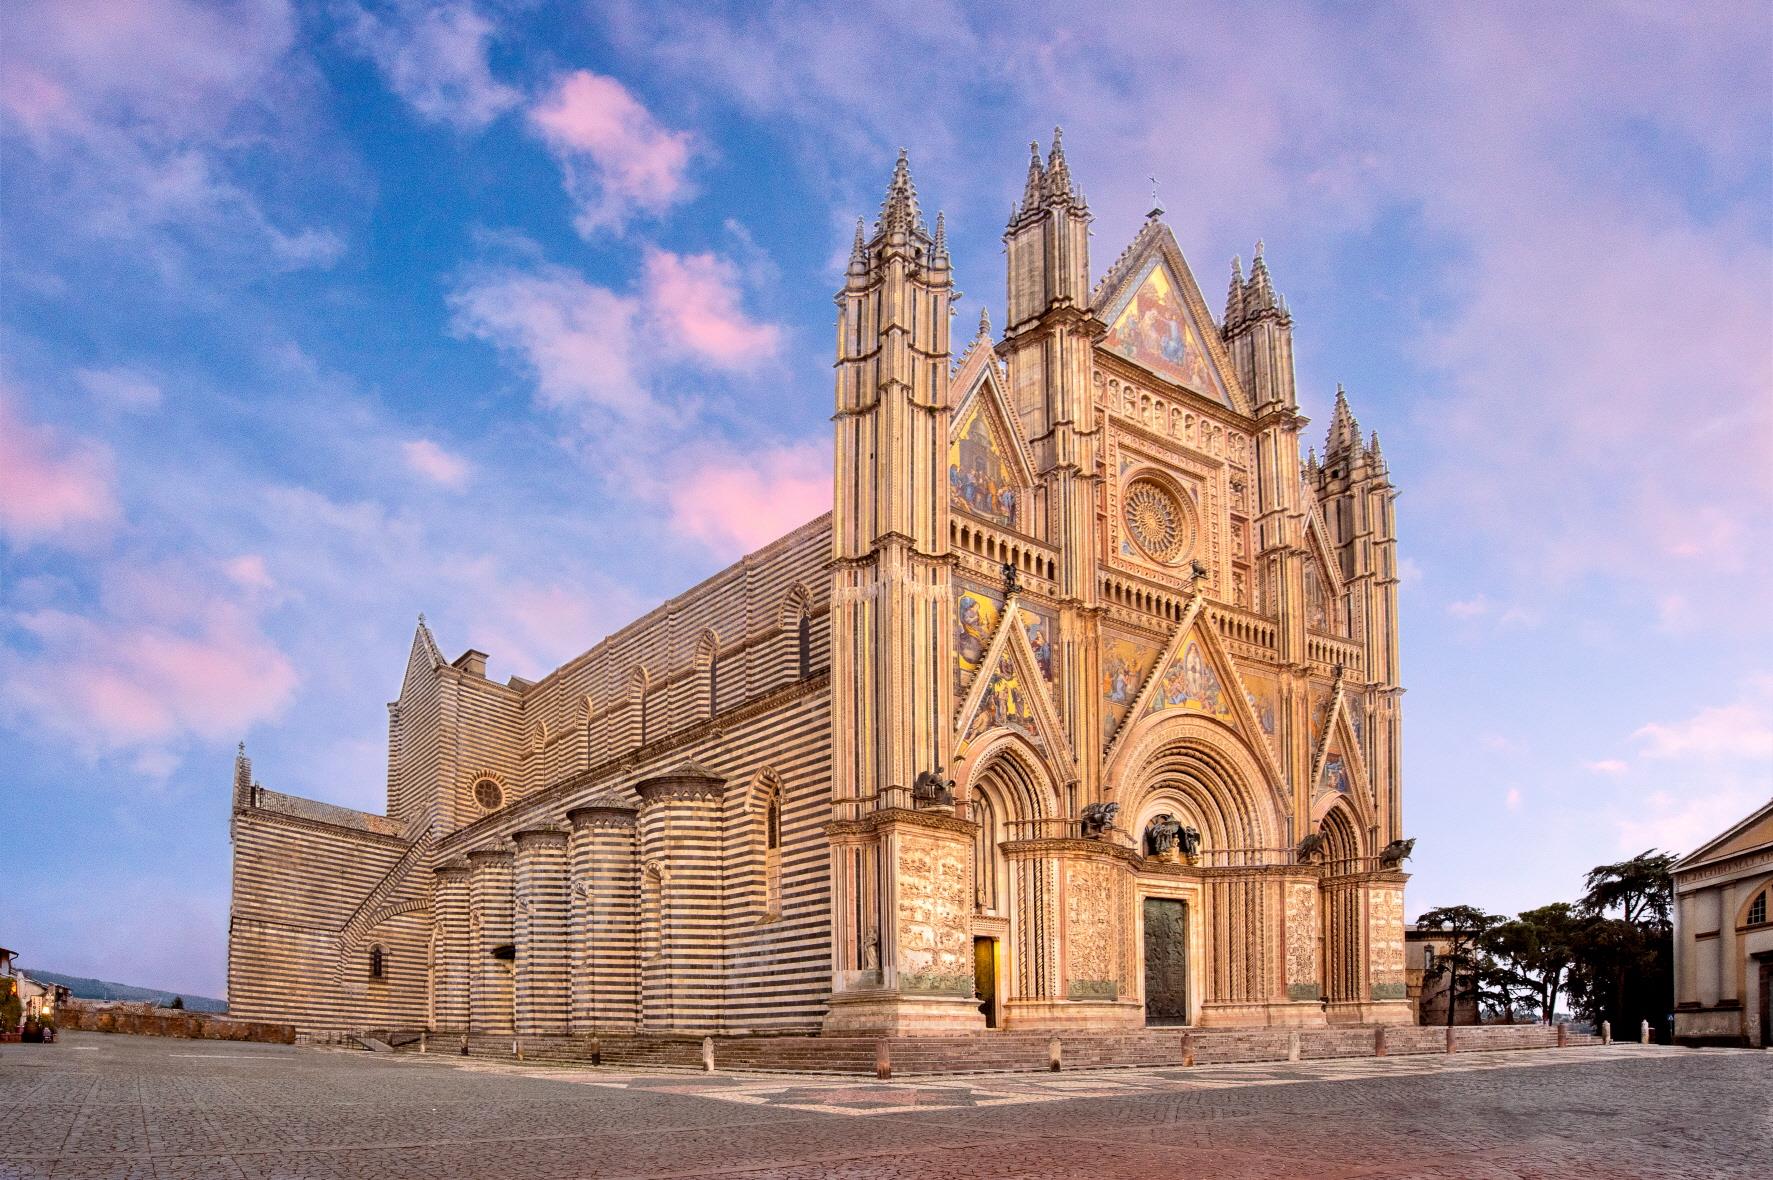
[1,1034,1767,1178]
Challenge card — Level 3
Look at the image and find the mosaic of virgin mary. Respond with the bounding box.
[1105,264,1219,396]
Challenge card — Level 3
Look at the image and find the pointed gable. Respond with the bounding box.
[948,354,1034,530]
[1092,218,1248,413]
[1101,627,1165,745]
[954,577,1005,709]
[956,601,1073,769]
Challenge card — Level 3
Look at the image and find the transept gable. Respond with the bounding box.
[1301,498,1347,633]
[1092,219,1250,415]
[398,615,446,701]
[949,355,1036,531]
[954,599,1074,778]
[954,577,1007,708]
[1100,625,1167,747]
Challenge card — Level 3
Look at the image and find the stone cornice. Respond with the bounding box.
[512,828,569,851]
[1676,845,1773,889]
[236,807,411,851]
[565,805,638,830]
[465,849,512,867]
[635,765,727,806]
[432,860,471,879]
[1002,837,1141,865]
[827,806,979,840]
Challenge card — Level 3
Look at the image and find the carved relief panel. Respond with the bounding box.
[1285,881,1320,1000]
[1064,857,1121,999]
[1368,885,1406,1001]
[896,833,975,996]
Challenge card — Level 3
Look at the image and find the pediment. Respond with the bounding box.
[955,601,1073,777]
[1093,221,1248,413]
[949,357,1037,531]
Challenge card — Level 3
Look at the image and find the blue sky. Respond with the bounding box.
[3,1,1769,1000]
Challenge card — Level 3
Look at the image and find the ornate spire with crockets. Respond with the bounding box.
[874,148,928,240]
[1245,239,1278,315]
[1325,384,1365,460]
[978,304,991,340]
[1225,256,1246,327]
[1044,126,1074,204]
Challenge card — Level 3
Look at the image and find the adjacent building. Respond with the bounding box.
[228,138,1412,1038]
[1672,797,1773,1047]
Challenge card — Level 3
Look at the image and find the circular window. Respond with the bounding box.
[1123,478,1191,564]
[473,778,504,810]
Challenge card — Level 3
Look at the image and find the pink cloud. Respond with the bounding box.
[449,262,648,415]
[4,597,298,749]
[666,442,831,555]
[401,438,472,488]
[76,366,163,411]
[1584,759,1630,775]
[224,554,276,593]
[0,390,119,545]
[1632,677,1773,762]
[643,249,780,367]
[527,69,692,235]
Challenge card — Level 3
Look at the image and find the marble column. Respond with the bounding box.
[513,829,570,1036]
[431,860,472,1031]
[566,805,639,1032]
[467,848,514,1034]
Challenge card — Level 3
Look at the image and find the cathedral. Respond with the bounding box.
[227,135,1411,1039]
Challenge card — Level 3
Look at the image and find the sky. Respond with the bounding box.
[2,1,1770,1001]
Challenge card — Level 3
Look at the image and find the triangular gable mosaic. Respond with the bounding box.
[1100,629,1164,745]
[1103,259,1230,404]
[949,397,1020,528]
[1240,668,1282,755]
[1144,632,1235,722]
[954,577,1005,709]
[964,650,1041,742]
[1020,601,1061,700]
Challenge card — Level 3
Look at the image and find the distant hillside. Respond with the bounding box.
[25,971,227,1014]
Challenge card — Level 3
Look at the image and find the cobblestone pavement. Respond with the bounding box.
[2,1033,1767,1178]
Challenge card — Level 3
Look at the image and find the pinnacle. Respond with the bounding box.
[1019,139,1045,216]
[875,148,927,239]
[1326,384,1364,459]
[1245,240,1278,314]
[933,210,947,254]
[1044,125,1075,204]
[978,304,992,340]
[1225,256,1245,325]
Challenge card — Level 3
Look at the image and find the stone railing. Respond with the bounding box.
[55,1000,296,1044]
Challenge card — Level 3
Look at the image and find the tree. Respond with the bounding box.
[1490,903,1581,1023]
[168,996,184,1010]
[1416,904,1503,1027]
[1568,850,1674,1037]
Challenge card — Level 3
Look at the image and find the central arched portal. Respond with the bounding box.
[1113,717,1290,1028]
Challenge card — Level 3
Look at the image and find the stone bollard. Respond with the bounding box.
[701,1036,715,1073]
[1640,1020,1651,1045]
[1287,1031,1301,1062]
[420,1031,428,1055]
[1180,1032,1196,1067]
[1049,1037,1063,1072]
[459,1034,469,1057]
[1374,1026,1387,1058]
[514,1036,522,1061]
[1602,1020,1611,1045]
[1445,1026,1457,1054]
[875,1039,892,1080]
[588,1036,601,1066]
[1557,1022,1568,1048]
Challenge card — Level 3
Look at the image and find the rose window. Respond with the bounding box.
[1123,479,1190,564]
[473,778,504,810]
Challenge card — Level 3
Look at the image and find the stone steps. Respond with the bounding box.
[391,1024,1601,1076]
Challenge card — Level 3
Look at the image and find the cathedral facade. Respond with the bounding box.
[227,137,1411,1038]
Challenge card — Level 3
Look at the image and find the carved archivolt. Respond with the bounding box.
[1112,713,1285,852]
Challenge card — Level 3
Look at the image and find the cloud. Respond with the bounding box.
[1584,759,1630,775]
[336,0,519,130]
[2,0,344,275]
[401,438,473,488]
[1632,676,1773,762]
[527,69,693,235]
[1446,596,1490,619]
[666,442,831,553]
[1614,785,1763,859]
[76,366,163,411]
[0,390,119,546]
[1504,787,1522,811]
[642,248,781,367]
[1,564,299,750]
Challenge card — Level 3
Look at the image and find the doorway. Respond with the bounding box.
[1143,897,1190,1025]
[1759,960,1771,1048]
[973,936,1000,1029]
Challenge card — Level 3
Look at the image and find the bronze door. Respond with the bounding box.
[1143,897,1190,1024]
[974,937,998,1028]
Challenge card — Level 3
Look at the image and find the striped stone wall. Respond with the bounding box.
[512,829,570,1034]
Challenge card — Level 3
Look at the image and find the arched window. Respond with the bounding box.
[1749,890,1768,927]
[759,775,784,921]
[368,945,386,980]
[798,611,812,679]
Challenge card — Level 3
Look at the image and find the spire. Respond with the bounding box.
[1044,126,1073,203]
[875,148,927,240]
[847,216,867,275]
[1325,384,1364,460]
[978,304,992,341]
[933,210,947,256]
[1368,430,1388,476]
[1245,239,1277,314]
[1304,447,1321,484]
[233,741,255,808]
[1018,139,1045,218]
[1225,256,1245,327]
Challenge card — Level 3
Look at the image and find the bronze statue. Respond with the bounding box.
[1079,801,1119,839]
[910,766,955,808]
[1296,831,1327,861]
[1145,813,1202,859]
[1378,837,1416,868]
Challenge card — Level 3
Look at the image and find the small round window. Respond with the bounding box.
[473,778,504,810]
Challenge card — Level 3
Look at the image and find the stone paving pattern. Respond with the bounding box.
[2,1033,1768,1178]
